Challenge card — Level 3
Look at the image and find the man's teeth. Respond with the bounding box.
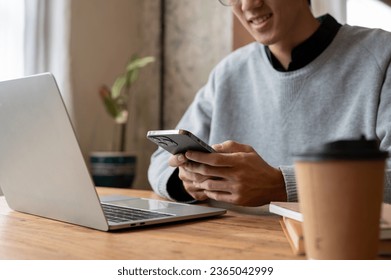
[251,14,272,24]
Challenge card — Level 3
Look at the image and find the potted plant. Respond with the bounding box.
[90,55,155,188]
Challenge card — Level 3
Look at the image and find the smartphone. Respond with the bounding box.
[147,129,215,155]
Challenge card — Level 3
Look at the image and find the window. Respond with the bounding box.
[347,0,391,31]
[0,0,25,81]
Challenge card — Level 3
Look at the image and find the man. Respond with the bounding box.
[148,0,391,206]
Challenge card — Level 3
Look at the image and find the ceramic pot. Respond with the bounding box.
[90,151,136,188]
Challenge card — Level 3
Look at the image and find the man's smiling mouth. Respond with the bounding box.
[248,13,272,25]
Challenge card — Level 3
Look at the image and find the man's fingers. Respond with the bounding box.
[182,181,208,201]
[196,178,233,193]
[178,166,210,182]
[183,161,227,177]
[203,190,236,204]
[212,140,254,153]
[185,141,255,167]
[168,153,187,167]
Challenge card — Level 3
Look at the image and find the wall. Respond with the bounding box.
[311,0,347,23]
[163,0,232,128]
[347,0,391,31]
[69,0,161,189]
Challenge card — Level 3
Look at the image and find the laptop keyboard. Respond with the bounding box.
[101,203,173,224]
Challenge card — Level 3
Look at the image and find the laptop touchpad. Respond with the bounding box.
[101,196,175,210]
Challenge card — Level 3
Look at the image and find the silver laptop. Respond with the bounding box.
[0,73,226,231]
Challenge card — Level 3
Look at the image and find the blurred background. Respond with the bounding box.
[0,0,390,195]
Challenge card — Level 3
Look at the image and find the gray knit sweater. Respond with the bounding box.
[148,24,391,204]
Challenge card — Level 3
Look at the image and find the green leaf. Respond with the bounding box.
[128,68,140,86]
[111,74,127,99]
[102,95,120,119]
[126,56,155,72]
[103,55,155,120]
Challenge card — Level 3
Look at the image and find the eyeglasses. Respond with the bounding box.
[218,0,241,6]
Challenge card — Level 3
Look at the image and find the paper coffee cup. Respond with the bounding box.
[294,137,388,259]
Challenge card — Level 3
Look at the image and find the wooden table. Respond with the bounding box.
[0,187,303,260]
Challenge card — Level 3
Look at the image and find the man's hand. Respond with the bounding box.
[171,141,287,206]
[168,153,211,201]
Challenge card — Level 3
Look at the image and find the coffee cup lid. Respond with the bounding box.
[294,136,389,161]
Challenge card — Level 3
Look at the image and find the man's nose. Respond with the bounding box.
[240,0,264,11]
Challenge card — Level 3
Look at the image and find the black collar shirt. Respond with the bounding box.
[265,14,342,72]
